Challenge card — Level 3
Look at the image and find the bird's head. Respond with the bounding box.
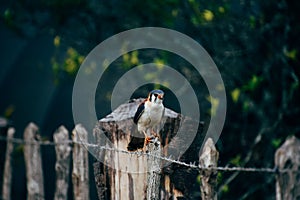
[148,89,164,104]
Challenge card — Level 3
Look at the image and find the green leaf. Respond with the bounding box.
[3,9,13,25]
[271,138,282,148]
[242,100,251,112]
[221,184,229,193]
[243,75,263,91]
[196,174,201,184]
[229,154,241,166]
[249,15,256,29]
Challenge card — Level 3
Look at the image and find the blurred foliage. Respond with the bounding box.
[122,51,140,68]
[229,154,242,167]
[51,35,85,83]
[1,0,300,199]
[206,95,220,117]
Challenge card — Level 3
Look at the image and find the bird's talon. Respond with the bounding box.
[145,136,153,145]
[145,135,160,146]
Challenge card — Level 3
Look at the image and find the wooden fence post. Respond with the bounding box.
[2,127,15,200]
[72,124,89,200]
[146,143,161,200]
[23,123,45,200]
[53,126,71,200]
[275,135,300,200]
[199,138,219,200]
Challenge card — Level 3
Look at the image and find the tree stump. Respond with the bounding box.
[93,99,204,199]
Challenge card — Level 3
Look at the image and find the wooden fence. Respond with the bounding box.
[1,122,217,200]
[1,123,90,200]
[0,100,300,199]
[1,123,300,200]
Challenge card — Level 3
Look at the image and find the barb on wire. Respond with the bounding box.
[0,135,293,174]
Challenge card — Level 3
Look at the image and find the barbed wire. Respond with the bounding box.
[0,135,291,174]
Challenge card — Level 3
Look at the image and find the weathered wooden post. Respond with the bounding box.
[199,138,219,200]
[23,123,45,200]
[146,143,161,200]
[275,135,300,200]
[93,99,180,200]
[93,100,149,200]
[72,124,90,200]
[53,126,71,200]
[2,127,15,200]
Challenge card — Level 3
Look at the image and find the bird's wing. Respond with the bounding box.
[133,100,146,124]
[159,107,165,128]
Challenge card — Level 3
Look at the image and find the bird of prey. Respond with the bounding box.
[133,89,165,149]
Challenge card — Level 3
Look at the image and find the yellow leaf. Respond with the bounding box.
[64,59,77,73]
[67,47,77,57]
[53,36,60,47]
[153,58,165,69]
[231,88,240,103]
[218,6,225,13]
[130,51,139,65]
[145,73,156,81]
[284,49,297,60]
[216,84,225,91]
[206,96,219,116]
[203,10,214,22]
[123,53,129,63]
[77,56,84,64]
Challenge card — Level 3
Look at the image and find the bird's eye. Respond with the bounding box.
[154,94,158,97]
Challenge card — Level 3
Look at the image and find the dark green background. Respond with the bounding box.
[0,0,299,199]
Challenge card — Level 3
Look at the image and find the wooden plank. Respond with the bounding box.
[53,126,71,200]
[72,124,89,200]
[23,123,45,200]
[275,136,300,200]
[2,127,15,200]
[199,138,219,200]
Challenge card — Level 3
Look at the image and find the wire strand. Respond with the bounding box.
[0,135,292,174]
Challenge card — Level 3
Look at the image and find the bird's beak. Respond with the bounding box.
[158,95,164,100]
